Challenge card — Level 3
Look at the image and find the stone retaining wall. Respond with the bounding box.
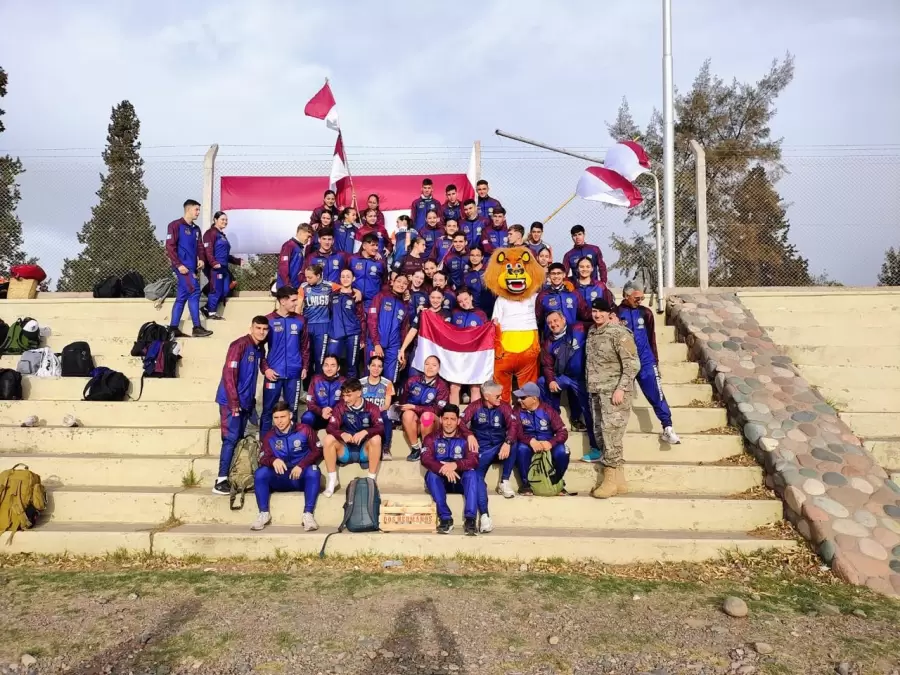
[668,293,900,597]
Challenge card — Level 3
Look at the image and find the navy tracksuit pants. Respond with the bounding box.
[636,362,673,428]
[261,377,303,436]
[170,270,201,329]
[537,375,600,450]
[218,405,251,477]
[475,443,517,515]
[327,334,362,378]
[425,470,478,521]
[308,327,330,375]
[206,268,230,314]
[515,442,570,487]
[253,465,320,514]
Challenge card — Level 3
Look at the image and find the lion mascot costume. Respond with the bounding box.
[484,247,546,401]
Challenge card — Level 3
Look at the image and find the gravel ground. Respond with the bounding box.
[1,555,899,675]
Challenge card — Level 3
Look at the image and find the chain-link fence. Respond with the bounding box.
[4,145,898,291]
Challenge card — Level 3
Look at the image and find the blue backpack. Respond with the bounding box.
[319,477,381,557]
[136,340,179,400]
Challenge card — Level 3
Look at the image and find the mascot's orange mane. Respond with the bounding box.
[483,247,545,300]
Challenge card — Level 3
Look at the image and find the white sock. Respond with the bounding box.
[411,442,421,451]
[501,479,510,489]
[367,472,377,481]
[217,476,227,482]
[326,472,337,487]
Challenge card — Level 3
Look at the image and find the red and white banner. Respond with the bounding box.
[603,140,651,181]
[221,170,476,254]
[575,166,643,208]
[411,311,495,385]
[304,81,340,131]
[330,134,350,193]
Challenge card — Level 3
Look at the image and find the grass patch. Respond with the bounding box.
[181,468,201,488]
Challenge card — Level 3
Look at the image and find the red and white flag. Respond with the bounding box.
[603,140,652,181]
[411,311,495,385]
[576,166,643,208]
[304,81,340,131]
[330,133,351,195]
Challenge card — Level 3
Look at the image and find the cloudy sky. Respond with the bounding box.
[1,0,899,285]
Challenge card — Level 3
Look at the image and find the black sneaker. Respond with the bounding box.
[192,326,213,338]
[517,486,534,497]
[212,479,230,495]
[406,447,421,462]
[169,327,189,339]
[436,518,454,534]
[571,419,587,432]
[200,306,210,319]
[464,517,477,536]
[208,313,225,321]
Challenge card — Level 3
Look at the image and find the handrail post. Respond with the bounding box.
[690,140,709,291]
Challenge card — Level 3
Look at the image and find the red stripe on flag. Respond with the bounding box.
[417,310,495,352]
[619,140,651,170]
[304,82,336,120]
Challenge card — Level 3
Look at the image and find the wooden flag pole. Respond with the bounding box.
[544,194,576,224]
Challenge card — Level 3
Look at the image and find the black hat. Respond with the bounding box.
[591,297,612,312]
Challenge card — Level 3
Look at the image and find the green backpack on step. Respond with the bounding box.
[527,450,565,497]
[228,435,260,511]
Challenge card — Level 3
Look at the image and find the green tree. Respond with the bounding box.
[878,247,900,286]
[231,254,279,291]
[0,66,39,277]
[607,54,814,286]
[56,101,169,291]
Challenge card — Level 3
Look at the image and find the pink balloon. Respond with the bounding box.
[421,411,434,427]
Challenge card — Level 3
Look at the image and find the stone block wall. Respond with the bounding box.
[668,293,900,597]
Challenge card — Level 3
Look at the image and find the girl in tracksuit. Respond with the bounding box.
[202,211,241,318]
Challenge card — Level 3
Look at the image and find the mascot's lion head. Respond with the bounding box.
[484,247,545,300]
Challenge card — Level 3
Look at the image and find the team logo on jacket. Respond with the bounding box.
[293,440,301,448]
[565,298,573,308]
[290,324,298,333]
[398,309,405,318]
[539,419,549,429]
[274,324,284,332]
[317,388,326,399]
[248,354,255,362]
[362,417,370,427]
[425,392,435,402]
[572,339,580,350]
[184,228,191,236]
[492,416,501,427]
[477,412,488,424]
[638,317,645,327]
[275,440,284,449]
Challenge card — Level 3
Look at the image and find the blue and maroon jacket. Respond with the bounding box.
[440,249,469,289]
[574,280,615,311]
[450,307,488,329]
[349,254,387,309]
[303,248,348,284]
[410,196,443,231]
[259,423,322,470]
[166,218,202,272]
[515,402,569,446]
[202,227,240,269]
[277,237,307,289]
[442,201,463,224]
[402,374,450,417]
[366,290,412,349]
[215,335,266,411]
[460,216,488,251]
[480,223,509,255]
[325,400,385,440]
[615,304,660,367]
[540,322,588,383]
[476,197,502,220]
[306,374,345,418]
[265,311,310,379]
[329,289,366,340]
[310,204,339,226]
[535,284,591,333]
[462,399,518,449]
[421,427,478,474]
[563,244,607,283]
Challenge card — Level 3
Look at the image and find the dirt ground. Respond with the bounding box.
[1,550,899,675]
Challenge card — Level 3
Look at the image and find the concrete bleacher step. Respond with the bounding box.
[19,376,714,406]
[867,439,900,472]
[765,326,900,348]
[738,292,900,312]
[172,491,781,532]
[840,413,900,439]
[0,522,795,561]
[750,310,900,329]
[783,345,900,368]
[0,400,728,433]
[0,454,199,487]
[815,389,900,414]
[45,487,175,524]
[2,427,743,462]
[799,365,900,391]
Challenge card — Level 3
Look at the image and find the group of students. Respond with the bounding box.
[207,176,681,535]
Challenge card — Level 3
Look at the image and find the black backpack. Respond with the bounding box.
[130,321,171,357]
[0,369,23,400]
[0,317,41,355]
[60,342,95,377]
[83,367,130,401]
[120,271,146,298]
[319,477,380,557]
[93,277,122,299]
[0,319,8,348]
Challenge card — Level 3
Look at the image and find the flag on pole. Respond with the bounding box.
[466,144,478,192]
[304,81,340,131]
[411,311,495,385]
[603,140,651,181]
[575,166,643,208]
[330,133,351,196]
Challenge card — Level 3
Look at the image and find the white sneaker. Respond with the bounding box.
[250,512,271,531]
[324,480,339,498]
[660,426,681,444]
[62,414,79,428]
[496,481,516,499]
[20,415,38,428]
[302,512,319,532]
[479,514,494,533]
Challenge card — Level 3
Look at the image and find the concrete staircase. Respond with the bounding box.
[0,295,793,562]
[739,290,900,486]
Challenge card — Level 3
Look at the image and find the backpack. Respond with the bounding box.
[144,277,176,310]
[0,464,46,542]
[60,341,94,377]
[227,435,260,511]
[16,350,43,375]
[32,348,61,378]
[0,319,8,346]
[527,450,565,497]
[135,339,180,400]
[0,369,23,400]
[120,271,146,298]
[130,321,170,357]
[93,276,122,298]
[83,367,130,401]
[0,317,40,355]
[319,477,381,557]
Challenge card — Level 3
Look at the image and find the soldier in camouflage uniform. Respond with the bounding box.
[585,297,640,498]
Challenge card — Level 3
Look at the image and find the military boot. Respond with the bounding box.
[590,466,623,499]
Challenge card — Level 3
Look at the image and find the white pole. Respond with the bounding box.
[662,0,676,288]
[650,172,665,313]
[201,144,219,230]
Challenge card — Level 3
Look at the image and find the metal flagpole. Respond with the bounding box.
[662,0,676,288]
[545,194,576,223]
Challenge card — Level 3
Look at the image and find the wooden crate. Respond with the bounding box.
[8,278,38,299]
[379,500,437,532]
